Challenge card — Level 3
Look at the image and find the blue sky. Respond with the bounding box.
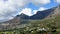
[22,0,59,16]
[43,0,58,8]
[0,0,60,22]
[26,0,58,10]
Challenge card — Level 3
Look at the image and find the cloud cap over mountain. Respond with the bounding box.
[0,0,59,22]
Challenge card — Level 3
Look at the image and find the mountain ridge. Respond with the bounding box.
[1,5,60,23]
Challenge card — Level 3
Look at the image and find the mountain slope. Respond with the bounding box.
[3,15,20,24]
[30,8,55,19]
[2,5,60,23]
[0,5,60,30]
[47,5,60,18]
[19,6,56,19]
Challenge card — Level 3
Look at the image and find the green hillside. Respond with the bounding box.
[0,15,60,34]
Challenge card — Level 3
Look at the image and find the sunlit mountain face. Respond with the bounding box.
[0,0,59,22]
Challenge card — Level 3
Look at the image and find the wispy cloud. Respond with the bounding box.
[19,7,47,16]
[31,0,51,5]
[0,0,30,21]
[19,8,33,16]
[0,0,51,22]
[55,0,60,3]
[38,7,47,11]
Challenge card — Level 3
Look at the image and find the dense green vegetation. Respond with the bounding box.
[0,15,60,34]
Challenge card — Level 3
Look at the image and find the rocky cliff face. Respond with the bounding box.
[46,5,60,18]
[53,5,60,15]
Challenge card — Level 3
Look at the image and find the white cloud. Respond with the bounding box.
[33,10,38,14]
[31,0,51,5]
[19,8,33,16]
[55,0,60,3]
[38,7,47,11]
[19,7,47,16]
[0,0,49,22]
[0,17,13,21]
[0,0,29,22]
